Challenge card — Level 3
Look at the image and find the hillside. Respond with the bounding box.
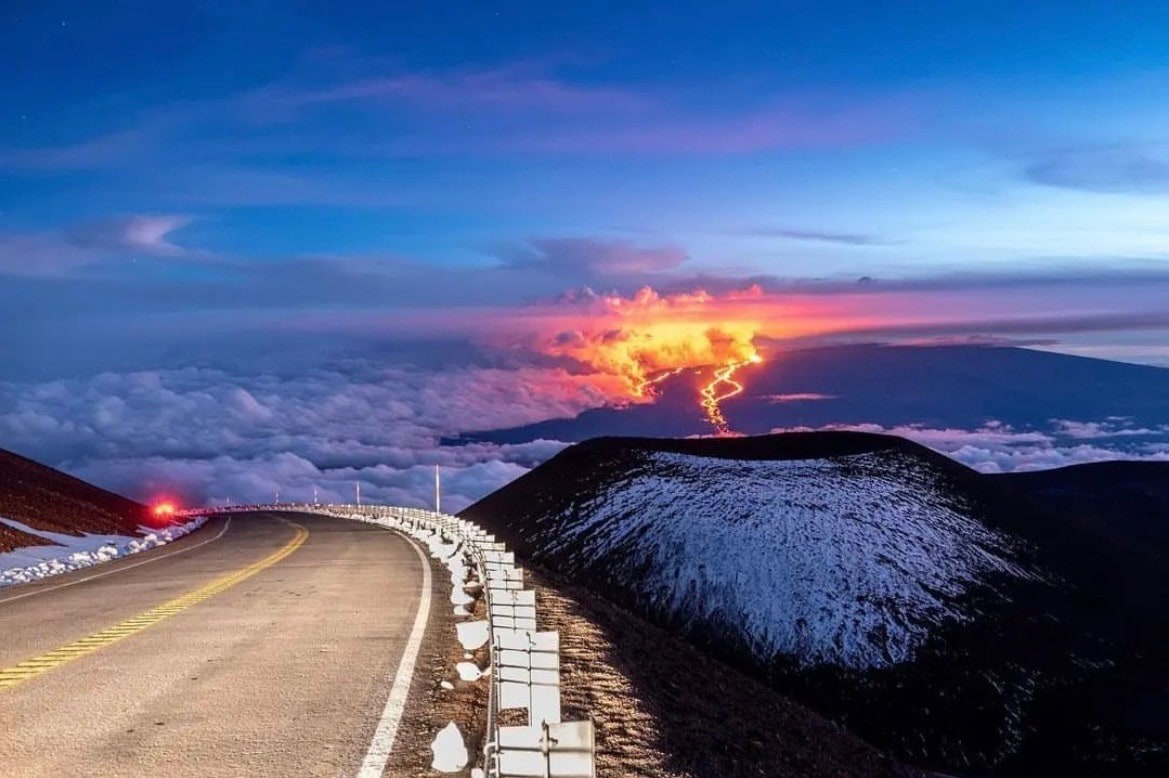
[1001,461,1169,563]
[453,344,1169,444]
[528,567,921,778]
[461,432,1169,775]
[0,447,148,553]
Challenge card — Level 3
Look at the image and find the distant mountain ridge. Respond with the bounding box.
[461,431,1169,775]
[452,344,1169,444]
[0,447,147,553]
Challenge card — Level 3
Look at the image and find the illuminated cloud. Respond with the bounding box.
[68,215,193,256]
[522,286,764,396]
[767,393,837,403]
[0,215,194,276]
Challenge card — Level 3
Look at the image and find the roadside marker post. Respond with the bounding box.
[175,501,598,778]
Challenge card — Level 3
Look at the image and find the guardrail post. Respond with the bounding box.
[181,503,597,777]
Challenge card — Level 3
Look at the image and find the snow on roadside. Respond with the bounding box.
[0,515,208,587]
[430,721,469,772]
[456,619,489,651]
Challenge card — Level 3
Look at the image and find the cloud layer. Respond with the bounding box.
[3,356,1167,514]
[0,364,591,512]
[774,420,1169,473]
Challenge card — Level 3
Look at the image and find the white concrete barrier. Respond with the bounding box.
[182,502,596,778]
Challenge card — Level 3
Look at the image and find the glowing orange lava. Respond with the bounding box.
[700,353,763,433]
[529,285,781,430]
[633,366,685,398]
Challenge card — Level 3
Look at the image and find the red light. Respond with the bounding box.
[153,502,176,518]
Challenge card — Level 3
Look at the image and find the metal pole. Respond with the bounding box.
[541,720,552,778]
[355,481,361,507]
[434,465,441,514]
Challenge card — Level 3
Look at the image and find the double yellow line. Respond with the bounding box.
[0,521,308,692]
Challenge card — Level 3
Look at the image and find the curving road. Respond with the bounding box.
[0,511,435,777]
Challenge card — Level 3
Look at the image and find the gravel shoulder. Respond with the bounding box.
[527,568,922,778]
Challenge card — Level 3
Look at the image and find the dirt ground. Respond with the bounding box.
[384,544,920,778]
[527,568,921,778]
[0,448,147,552]
[384,556,490,777]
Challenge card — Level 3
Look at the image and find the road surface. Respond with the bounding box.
[0,511,435,777]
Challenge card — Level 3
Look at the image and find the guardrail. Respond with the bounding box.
[182,502,597,778]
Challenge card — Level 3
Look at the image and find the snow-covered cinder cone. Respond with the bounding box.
[430,721,469,772]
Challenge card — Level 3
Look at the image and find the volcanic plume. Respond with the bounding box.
[540,286,764,432]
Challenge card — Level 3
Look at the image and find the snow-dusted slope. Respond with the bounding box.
[0,446,147,552]
[532,448,1039,669]
[462,432,1169,774]
[0,515,208,587]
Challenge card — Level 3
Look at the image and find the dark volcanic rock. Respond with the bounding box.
[462,432,1169,775]
[0,447,147,552]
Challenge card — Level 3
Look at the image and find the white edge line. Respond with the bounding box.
[357,528,434,778]
[0,517,232,606]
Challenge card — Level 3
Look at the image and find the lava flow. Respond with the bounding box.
[700,353,763,433]
[633,366,685,398]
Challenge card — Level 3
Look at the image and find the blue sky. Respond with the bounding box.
[3,1,1169,505]
[5,2,1169,275]
[3,2,1169,378]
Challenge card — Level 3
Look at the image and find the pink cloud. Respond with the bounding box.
[287,66,649,114]
[0,62,917,174]
[367,98,909,156]
[491,102,908,155]
[766,393,837,403]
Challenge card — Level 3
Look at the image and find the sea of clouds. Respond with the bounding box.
[0,363,590,512]
[2,364,1168,512]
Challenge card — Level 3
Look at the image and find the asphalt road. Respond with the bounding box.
[0,511,434,777]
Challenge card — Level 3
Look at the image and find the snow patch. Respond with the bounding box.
[430,721,469,772]
[1,516,209,588]
[456,661,483,681]
[456,620,489,651]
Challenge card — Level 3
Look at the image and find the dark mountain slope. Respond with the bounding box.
[461,432,1169,775]
[0,447,148,552]
[454,344,1169,444]
[1002,461,1169,563]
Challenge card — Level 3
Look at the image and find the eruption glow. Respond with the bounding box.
[538,286,766,432]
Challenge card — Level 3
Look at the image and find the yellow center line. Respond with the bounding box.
[0,521,309,692]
